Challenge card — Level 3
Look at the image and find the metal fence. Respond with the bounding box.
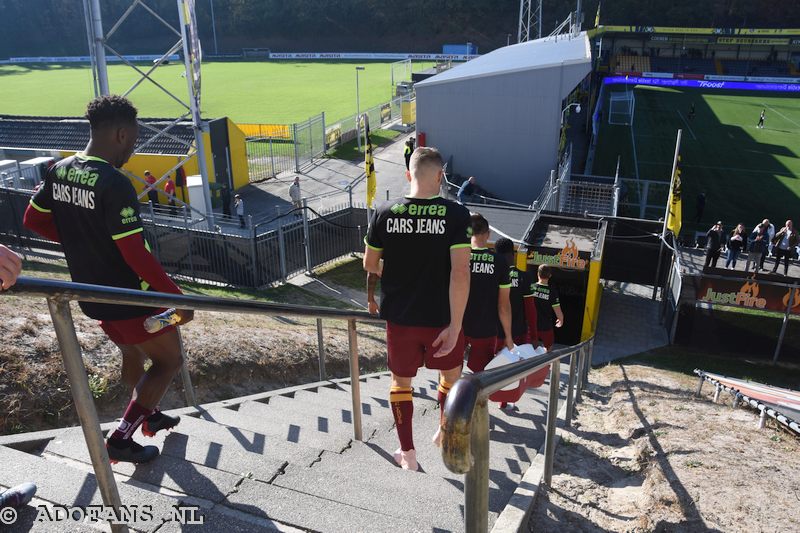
[325,95,411,152]
[558,175,617,216]
[1,166,42,191]
[0,188,368,289]
[618,178,670,220]
[245,112,326,182]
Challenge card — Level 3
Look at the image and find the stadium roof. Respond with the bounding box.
[415,32,591,88]
[0,115,196,155]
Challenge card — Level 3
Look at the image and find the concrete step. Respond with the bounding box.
[198,406,353,453]
[145,411,324,468]
[224,478,425,533]
[0,445,201,532]
[237,394,393,434]
[273,461,467,532]
[45,426,285,486]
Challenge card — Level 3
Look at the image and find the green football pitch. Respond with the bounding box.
[592,85,800,237]
[0,61,432,124]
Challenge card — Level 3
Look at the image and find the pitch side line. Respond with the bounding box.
[676,110,698,140]
[762,101,800,129]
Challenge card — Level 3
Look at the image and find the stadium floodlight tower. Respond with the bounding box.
[81,0,215,228]
[517,0,543,43]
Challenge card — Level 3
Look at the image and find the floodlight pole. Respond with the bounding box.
[209,0,219,55]
[177,0,214,229]
[88,0,110,95]
[356,66,365,153]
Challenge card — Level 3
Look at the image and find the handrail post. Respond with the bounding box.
[347,319,363,441]
[316,318,327,380]
[565,350,578,425]
[543,358,562,486]
[46,298,128,533]
[464,398,489,533]
[277,221,288,281]
[302,197,312,275]
[177,328,196,407]
[581,339,594,388]
[574,346,585,404]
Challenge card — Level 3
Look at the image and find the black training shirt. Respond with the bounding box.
[500,266,533,338]
[365,196,471,327]
[464,248,511,338]
[525,282,561,331]
[30,154,158,321]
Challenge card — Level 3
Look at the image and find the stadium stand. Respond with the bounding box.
[649,57,717,74]
[613,54,651,73]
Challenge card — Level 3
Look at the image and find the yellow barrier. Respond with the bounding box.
[401,99,416,126]
[238,123,292,139]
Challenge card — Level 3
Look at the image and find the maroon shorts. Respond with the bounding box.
[465,336,498,373]
[100,310,175,346]
[538,329,555,350]
[386,322,465,378]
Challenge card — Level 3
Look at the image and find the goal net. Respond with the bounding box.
[609,91,635,126]
[390,59,412,86]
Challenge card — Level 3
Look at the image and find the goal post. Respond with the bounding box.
[609,91,635,126]
[390,59,412,87]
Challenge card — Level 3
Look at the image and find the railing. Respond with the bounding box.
[4,277,380,533]
[442,337,594,533]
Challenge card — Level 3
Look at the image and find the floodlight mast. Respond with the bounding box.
[81,0,216,228]
[517,0,542,43]
[83,0,109,95]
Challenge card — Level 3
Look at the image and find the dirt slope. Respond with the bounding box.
[529,364,800,532]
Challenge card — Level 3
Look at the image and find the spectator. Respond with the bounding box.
[234,194,245,228]
[771,220,798,276]
[747,220,770,272]
[695,192,706,223]
[164,176,176,212]
[725,223,747,269]
[704,222,724,269]
[144,170,158,205]
[457,176,476,204]
[403,138,414,170]
[289,176,302,212]
[762,219,776,257]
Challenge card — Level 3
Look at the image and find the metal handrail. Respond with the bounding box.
[8,277,379,322]
[442,336,594,533]
[3,277,383,533]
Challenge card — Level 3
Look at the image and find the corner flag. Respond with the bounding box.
[666,155,682,236]
[364,116,377,208]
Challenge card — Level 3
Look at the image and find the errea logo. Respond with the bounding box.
[390,203,407,215]
[56,166,67,179]
[120,207,138,224]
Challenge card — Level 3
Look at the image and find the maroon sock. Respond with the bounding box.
[390,387,414,451]
[437,377,453,424]
[110,400,153,441]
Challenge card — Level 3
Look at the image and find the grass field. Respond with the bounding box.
[0,60,432,124]
[593,85,800,237]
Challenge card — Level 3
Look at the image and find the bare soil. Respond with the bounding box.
[529,363,800,533]
[0,280,386,435]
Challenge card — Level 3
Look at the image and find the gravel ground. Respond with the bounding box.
[528,363,800,532]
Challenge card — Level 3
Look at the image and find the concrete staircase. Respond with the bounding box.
[0,368,565,532]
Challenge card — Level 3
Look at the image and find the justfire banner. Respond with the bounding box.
[697,277,800,315]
